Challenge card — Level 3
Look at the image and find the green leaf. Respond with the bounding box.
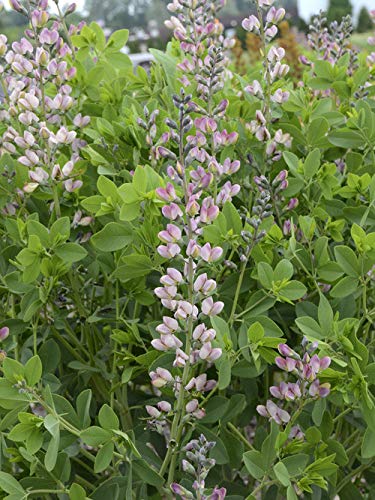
[132,166,148,193]
[0,472,26,495]
[296,316,323,339]
[303,148,320,179]
[91,223,133,252]
[243,450,265,479]
[50,217,71,243]
[95,441,115,473]
[258,262,273,289]
[273,462,291,487]
[282,454,309,476]
[218,356,231,390]
[318,294,333,328]
[27,220,50,248]
[248,322,265,343]
[361,427,375,458]
[55,243,88,263]
[80,426,113,447]
[330,276,358,298]
[106,29,129,51]
[2,358,25,383]
[69,483,87,500]
[24,355,42,386]
[328,129,365,149]
[99,404,120,430]
[76,389,92,429]
[334,246,360,277]
[44,417,60,472]
[132,459,164,487]
[44,415,59,438]
[274,259,294,281]
[280,281,307,300]
[287,485,298,500]
[115,255,153,281]
[261,421,279,468]
[97,175,119,201]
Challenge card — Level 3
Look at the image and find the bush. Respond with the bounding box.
[0,0,374,499]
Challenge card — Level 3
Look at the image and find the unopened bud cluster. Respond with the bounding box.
[171,434,226,499]
[305,11,357,74]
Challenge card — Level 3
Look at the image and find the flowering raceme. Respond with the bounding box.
[0,0,88,217]
[257,339,331,426]
[242,0,292,170]
[143,0,241,494]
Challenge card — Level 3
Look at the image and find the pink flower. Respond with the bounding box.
[201,297,224,316]
[200,243,223,262]
[64,179,82,192]
[156,316,179,335]
[266,7,285,24]
[151,334,182,351]
[199,342,222,362]
[156,183,176,202]
[242,15,260,32]
[158,401,172,412]
[157,243,181,259]
[162,203,183,220]
[257,400,290,424]
[149,367,173,388]
[194,273,217,294]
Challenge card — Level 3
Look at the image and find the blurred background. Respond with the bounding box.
[0,0,373,56]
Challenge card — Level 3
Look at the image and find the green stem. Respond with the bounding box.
[227,422,255,450]
[336,460,374,493]
[52,185,61,219]
[32,317,39,355]
[228,260,247,327]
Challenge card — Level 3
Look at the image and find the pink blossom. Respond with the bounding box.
[201,297,224,316]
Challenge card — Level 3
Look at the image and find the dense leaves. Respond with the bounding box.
[0,0,374,499]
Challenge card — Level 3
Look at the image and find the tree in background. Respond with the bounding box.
[327,0,352,23]
[357,6,373,33]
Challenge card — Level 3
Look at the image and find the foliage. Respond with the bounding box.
[0,0,374,499]
[326,0,352,24]
[357,7,373,34]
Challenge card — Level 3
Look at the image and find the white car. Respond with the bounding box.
[123,51,155,71]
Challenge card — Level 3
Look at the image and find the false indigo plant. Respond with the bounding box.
[0,0,375,498]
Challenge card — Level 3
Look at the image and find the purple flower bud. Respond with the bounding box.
[186,399,199,413]
[10,0,23,12]
[146,405,161,418]
[210,487,227,500]
[299,55,311,66]
[158,401,172,412]
[287,198,299,210]
[0,327,9,341]
[65,3,77,15]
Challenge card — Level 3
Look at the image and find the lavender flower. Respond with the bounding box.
[257,339,331,427]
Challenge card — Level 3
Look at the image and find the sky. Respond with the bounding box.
[4,0,375,21]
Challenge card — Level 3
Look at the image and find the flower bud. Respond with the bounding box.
[0,327,9,341]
